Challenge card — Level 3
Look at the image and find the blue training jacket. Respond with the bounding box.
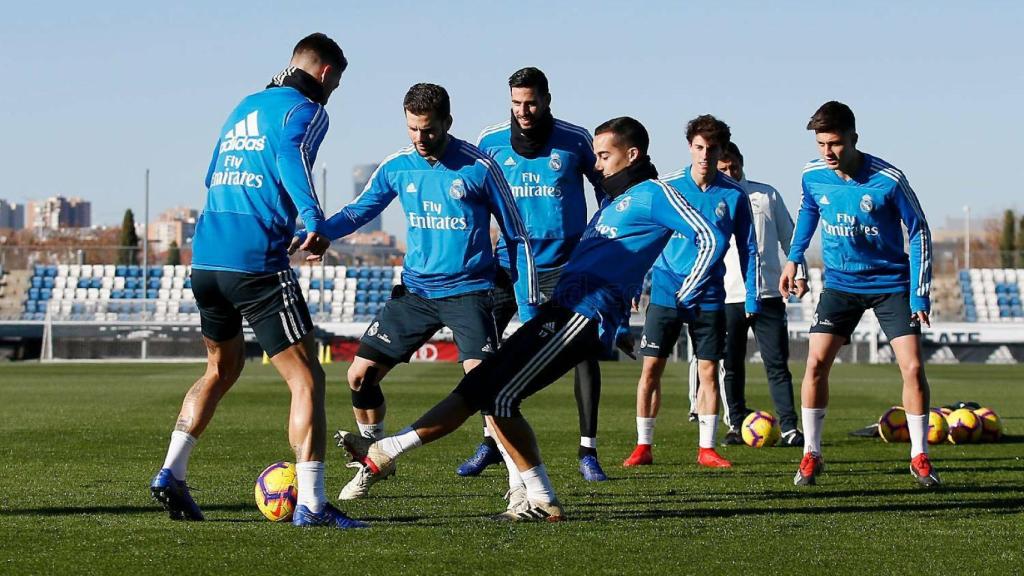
[321,137,539,304]
[789,153,932,312]
[476,118,604,273]
[553,178,727,349]
[652,167,761,314]
[192,86,328,274]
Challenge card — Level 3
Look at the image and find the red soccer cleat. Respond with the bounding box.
[793,452,824,486]
[910,453,941,487]
[623,444,653,467]
[697,447,732,468]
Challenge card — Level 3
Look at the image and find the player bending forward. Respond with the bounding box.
[337,117,726,521]
[780,101,938,487]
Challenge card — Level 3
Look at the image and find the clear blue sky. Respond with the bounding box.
[1,1,1021,237]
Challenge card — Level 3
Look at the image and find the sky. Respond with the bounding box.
[1,1,1021,238]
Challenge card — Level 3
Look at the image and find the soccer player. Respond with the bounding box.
[460,67,609,482]
[149,34,366,528]
[336,117,726,521]
[316,83,539,500]
[623,115,760,469]
[716,142,806,447]
[780,101,938,487]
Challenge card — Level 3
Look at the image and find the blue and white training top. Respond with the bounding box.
[651,167,761,314]
[477,119,604,272]
[553,178,727,349]
[788,153,932,312]
[193,86,328,273]
[322,137,539,303]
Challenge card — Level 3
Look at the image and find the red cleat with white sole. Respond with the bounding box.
[697,447,732,468]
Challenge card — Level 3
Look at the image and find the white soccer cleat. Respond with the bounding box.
[337,461,382,501]
[489,485,529,521]
[335,430,396,481]
[494,495,565,523]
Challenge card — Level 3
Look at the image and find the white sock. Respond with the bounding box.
[637,417,656,445]
[295,461,326,514]
[378,426,422,459]
[483,425,492,438]
[493,435,524,490]
[907,412,928,458]
[358,421,385,440]
[802,407,827,455]
[161,431,197,481]
[520,464,556,504]
[698,414,718,448]
[580,436,597,449]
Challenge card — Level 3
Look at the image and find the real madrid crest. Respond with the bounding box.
[368,321,379,336]
[860,194,873,213]
[715,200,728,219]
[616,196,631,212]
[449,178,466,200]
[549,152,562,171]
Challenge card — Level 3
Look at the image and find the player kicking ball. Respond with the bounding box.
[780,101,938,487]
[337,117,726,521]
[624,115,760,469]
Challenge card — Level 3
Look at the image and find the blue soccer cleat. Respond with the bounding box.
[292,503,369,529]
[150,468,204,521]
[456,442,503,477]
[578,454,608,481]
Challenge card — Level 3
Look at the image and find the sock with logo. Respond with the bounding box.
[578,436,597,458]
[637,417,656,446]
[357,421,385,440]
[697,414,718,448]
[378,427,422,460]
[295,461,326,514]
[162,431,197,481]
[907,412,928,458]
[493,435,524,490]
[802,407,827,454]
[520,464,557,504]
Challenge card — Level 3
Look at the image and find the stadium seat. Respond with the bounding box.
[115,265,127,277]
[103,265,116,277]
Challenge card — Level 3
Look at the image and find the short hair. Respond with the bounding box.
[292,33,347,72]
[807,101,856,133]
[403,83,451,119]
[723,142,744,166]
[594,117,650,156]
[685,114,731,146]
[508,67,549,95]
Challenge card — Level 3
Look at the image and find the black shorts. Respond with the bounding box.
[357,285,498,366]
[454,303,600,417]
[491,266,562,335]
[639,303,726,361]
[810,288,921,343]
[191,268,312,357]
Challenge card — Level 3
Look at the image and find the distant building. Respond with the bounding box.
[353,164,382,232]
[147,206,198,250]
[0,200,25,229]
[25,196,91,231]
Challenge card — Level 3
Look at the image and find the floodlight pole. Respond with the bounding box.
[320,164,327,317]
[963,205,971,270]
[142,168,150,360]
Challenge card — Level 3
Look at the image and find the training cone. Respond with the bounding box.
[262,351,270,365]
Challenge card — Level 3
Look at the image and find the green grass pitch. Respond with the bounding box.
[1,361,1022,574]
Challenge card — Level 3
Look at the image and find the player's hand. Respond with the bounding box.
[794,278,809,298]
[914,310,931,328]
[287,231,307,256]
[301,232,331,262]
[779,261,798,298]
[616,330,636,360]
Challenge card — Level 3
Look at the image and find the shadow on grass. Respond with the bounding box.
[0,503,251,517]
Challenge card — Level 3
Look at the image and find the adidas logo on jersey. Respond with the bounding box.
[503,157,517,167]
[220,111,266,153]
[819,195,831,205]
[406,182,417,193]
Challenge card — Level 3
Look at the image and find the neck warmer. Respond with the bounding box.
[601,156,658,198]
[509,109,555,158]
[267,66,326,105]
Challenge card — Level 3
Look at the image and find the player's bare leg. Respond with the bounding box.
[269,332,327,464]
[794,333,844,485]
[695,358,731,468]
[625,356,666,466]
[889,333,939,486]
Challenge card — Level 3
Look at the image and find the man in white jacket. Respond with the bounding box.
[715,142,807,446]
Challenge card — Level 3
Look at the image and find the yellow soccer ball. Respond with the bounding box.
[974,407,1003,443]
[255,461,298,522]
[742,410,781,448]
[878,406,910,443]
[927,409,949,445]
[946,408,983,444]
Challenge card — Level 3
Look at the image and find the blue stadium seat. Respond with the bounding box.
[310,279,321,290]
[184,277,192,289]
[357,268,370,279]
[31,276,42,288]
[369,267,382,279]
[116,265,127,277]
[357,279,370,291]
[381,268,394,278]
[111,289,124,299]
[34,265,45,276]
[24,301,37,313]
[146,289,158,299]
[42,277,54,289]
[998,295,1009,307]
[128,265,140,277]
[323,279,335,291]
[40,288,52,300]
[1012,305,1024,317]
[355,292,368,303]
[999,305,1011,317]
[45,265,57,277]
[91,278,103,289]
[28,288,39,300]
[149,266,163,278]
[346,267,358,278]
[354,304,368,316]
[72,303,85,314]
[148,279,161,289]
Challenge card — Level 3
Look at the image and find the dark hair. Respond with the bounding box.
[723,142,744,165]
[807,101,856,133]
[685,114,731,146]
[293,33,347,72]
[508,67,549,95]
[594,117,649,155]
[403,83,451,119]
